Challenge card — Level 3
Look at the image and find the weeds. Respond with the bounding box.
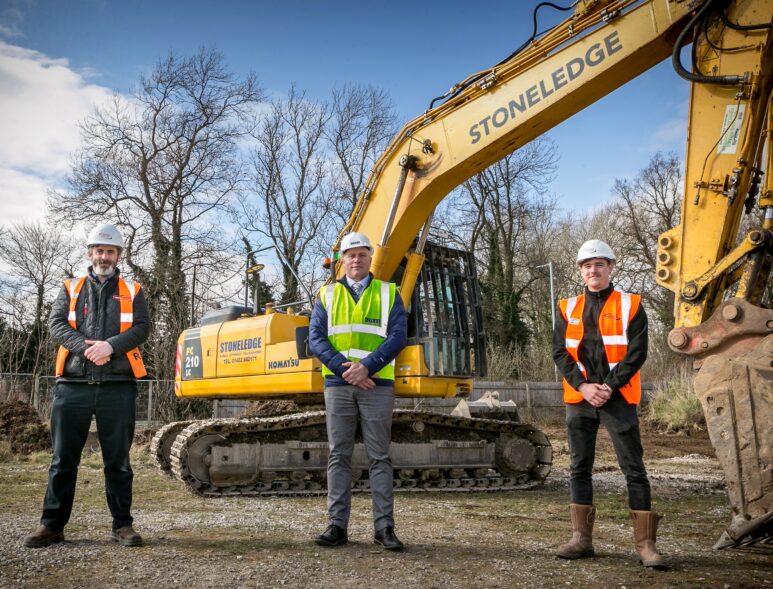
[486,336,556,382]
[645,372,704,433]
[486,341,519,380]
[3,442,154,466]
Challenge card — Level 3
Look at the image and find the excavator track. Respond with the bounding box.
[168,409,552,497]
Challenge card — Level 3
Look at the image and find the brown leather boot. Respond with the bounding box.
[630,510,667,570]
[112,525,143,547]
[24,525,64,548]
[556,504,595,559]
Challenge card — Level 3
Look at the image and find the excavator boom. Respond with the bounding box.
[342,0,698,286]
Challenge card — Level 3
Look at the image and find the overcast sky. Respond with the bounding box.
[0,0,690,232]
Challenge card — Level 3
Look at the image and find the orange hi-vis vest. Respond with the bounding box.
[54,276,147,378]
[558,289,641,405]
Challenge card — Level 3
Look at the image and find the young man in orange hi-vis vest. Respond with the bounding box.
[24,223,150,549]
[552,239,666,570]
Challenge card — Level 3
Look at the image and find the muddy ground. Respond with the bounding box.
[0,422,770,589]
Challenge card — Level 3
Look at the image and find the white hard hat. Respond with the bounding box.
[87,223,124,249]
[577,239,615,263]
[340,232,373,254]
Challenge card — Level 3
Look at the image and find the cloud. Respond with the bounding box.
[647,116,688,153]
[0,23,21,38]
[0,0,27,39]
[0,41,113,226]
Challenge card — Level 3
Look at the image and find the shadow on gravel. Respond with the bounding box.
[157,532,300,552]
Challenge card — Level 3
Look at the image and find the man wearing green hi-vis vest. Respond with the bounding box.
[309,232,407,551]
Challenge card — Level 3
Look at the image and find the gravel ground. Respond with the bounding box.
[0,424,770,589]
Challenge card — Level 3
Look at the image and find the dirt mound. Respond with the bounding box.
[243,400,302,418]
[134,427,158,446]
[0,401,50,454]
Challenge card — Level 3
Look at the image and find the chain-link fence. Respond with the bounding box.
[0,373,186,426]
[2,373,655,426]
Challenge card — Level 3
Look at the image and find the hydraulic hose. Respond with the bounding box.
[718,8,773,31]
[672,0,746,85]
[428,1,574,110]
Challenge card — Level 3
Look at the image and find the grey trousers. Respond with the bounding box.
[324,385,395,532]
[565,393,651,510]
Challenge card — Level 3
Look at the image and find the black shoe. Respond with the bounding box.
[315,524,348,547]
[374,526,404,551]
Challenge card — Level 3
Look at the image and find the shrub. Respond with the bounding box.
[485,336,556,382]
[485,341,519,381]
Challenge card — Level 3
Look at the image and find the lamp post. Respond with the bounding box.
[535,261,558,382]
[243,244,315,312]
[246,263,265,314]
[190,263,197,327]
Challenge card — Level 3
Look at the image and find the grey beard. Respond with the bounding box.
[94,264,115,277]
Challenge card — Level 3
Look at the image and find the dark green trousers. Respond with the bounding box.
[40,381,137,531]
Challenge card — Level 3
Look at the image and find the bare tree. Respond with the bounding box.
[241,85,330,304]
[0,222,78,378]
[326,84,398,223]
[48,48,263,386]
[435,138,559,347]
[0,291,32,379]
[611,152,682,328]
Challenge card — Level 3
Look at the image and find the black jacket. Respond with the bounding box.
[552,284,647,394]
[49,268,151,382]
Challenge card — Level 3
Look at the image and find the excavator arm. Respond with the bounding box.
[657,0,772,327]
[655,0,773,548]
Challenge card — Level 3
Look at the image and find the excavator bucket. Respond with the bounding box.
[692,329,773,549]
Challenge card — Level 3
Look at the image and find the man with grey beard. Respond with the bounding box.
[24,223,150,548]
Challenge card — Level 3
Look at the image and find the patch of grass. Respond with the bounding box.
[645,375,704,433]
[23,450,54,465]
[132,445,154,466]
[0,440,13,463]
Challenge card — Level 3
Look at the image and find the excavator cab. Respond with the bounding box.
[404,241,487,378]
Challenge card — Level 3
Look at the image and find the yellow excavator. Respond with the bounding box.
[151,0,772,548]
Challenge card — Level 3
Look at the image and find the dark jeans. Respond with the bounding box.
[565,393,651,510]
[41,381,137,531]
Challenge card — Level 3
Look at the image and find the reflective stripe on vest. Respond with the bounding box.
[558,289,641,405]
[54,276,147,379]
[319,279,396,380]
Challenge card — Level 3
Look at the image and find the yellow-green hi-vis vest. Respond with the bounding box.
[320,279,397,380]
